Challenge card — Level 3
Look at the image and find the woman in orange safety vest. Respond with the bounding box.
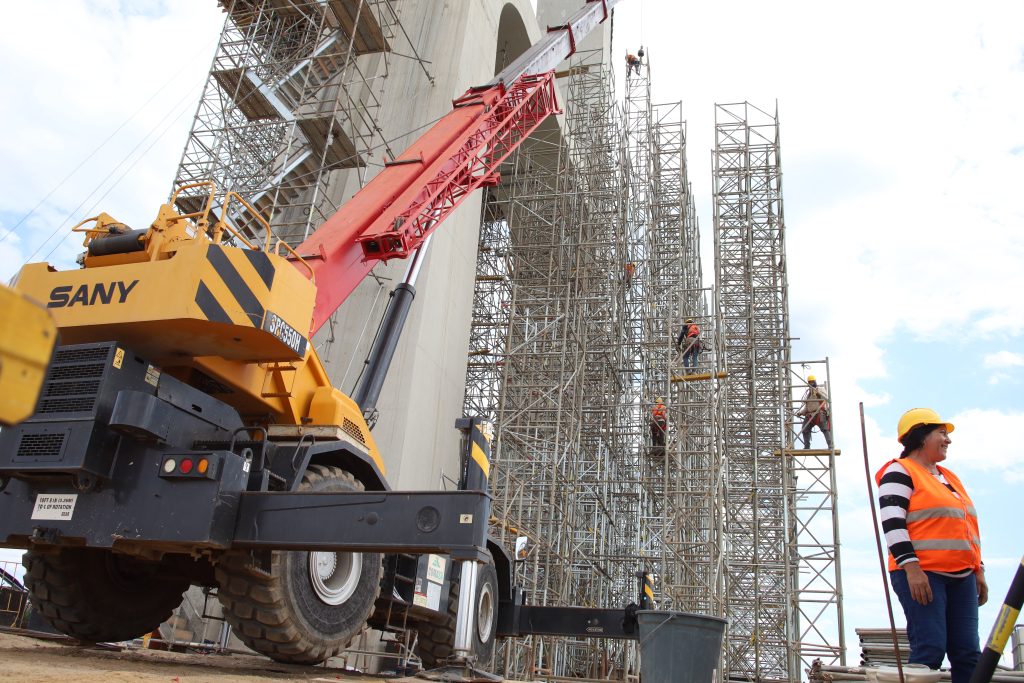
[875,408,987,683]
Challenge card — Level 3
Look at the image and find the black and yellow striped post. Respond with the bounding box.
[457,416,492,493]
[971,556,1024,683]
[636,571,654,610]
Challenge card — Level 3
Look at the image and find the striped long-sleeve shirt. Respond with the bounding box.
[877,460,973,577]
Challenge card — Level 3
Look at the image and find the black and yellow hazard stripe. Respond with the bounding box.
[457,417,493,492]
[639,572,654,609]
[971,557,1024,683]
[468,421,491,480]
[194,245,275,327]
[241,248,276,291]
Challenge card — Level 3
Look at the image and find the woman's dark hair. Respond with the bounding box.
[899,423,942,458]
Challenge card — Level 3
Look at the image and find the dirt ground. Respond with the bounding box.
[0,630,429,683]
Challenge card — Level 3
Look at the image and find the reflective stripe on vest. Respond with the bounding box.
[906,506,966,522]
[874,458,982,573]
[912,539,974,551]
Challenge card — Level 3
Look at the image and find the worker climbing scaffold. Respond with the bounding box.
[669,315,727,384]
[625,48,642,77]
[675,317,701,373]
[798,375,834,449]
[649,397,667,457]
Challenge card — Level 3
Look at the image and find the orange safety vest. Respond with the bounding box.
[686,324,700,338]
[874,458,982,573]
[651,404,667,420]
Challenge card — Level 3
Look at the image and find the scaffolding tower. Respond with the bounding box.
[713,100,790,680]
[622,64,722,615]
[785,359,846,669]
[712,101,847,681]
[477,49,635,678]
[650,101,725,618]
[466,51,716,680]
[172,0,432,245]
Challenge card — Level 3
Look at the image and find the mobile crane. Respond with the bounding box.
[0,0,642,673]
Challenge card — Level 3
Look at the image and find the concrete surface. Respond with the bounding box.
[0,629,402,682]
[0,629,537,683]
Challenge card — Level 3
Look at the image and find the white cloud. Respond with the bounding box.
[946,408,1024,477]
[858,391,892,410]
[983,350,1024,368]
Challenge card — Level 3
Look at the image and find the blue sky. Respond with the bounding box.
[2,0,1022,668]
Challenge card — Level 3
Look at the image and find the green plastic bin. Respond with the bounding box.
[637,610,727,682]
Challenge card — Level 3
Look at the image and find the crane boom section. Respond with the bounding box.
[293,0,623,334]
[487,0,625,87]
[297,73,558,336]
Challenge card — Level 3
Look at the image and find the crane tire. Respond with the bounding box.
[215,465,383,664]
[22,547,189,642]
[416,553,498,669]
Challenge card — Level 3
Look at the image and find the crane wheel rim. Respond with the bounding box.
[476,579,495,644]
[309,550,362,605]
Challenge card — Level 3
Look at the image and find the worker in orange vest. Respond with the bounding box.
[650,397,667,455]
[875,408,986,683]
[625,52,641,77]
[624,261,636,287]
[676,318,701,372]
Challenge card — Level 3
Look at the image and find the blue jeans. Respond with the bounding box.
[890,570,980,683]
[681,340,699,369]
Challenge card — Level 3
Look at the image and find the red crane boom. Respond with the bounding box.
[297,73,558,335]
[295,0,625,336]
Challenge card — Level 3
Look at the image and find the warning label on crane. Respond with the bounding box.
[426,555,446,583]
[31,493,77,521]
[413,554,447,610]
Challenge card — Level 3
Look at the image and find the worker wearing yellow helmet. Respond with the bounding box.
[874,408,985,682]
[797,375,832,449]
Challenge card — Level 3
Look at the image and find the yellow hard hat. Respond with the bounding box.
[897,408,955,443]
[685,318,693,323]
[807,375,816,382]
[656,397,664,403]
